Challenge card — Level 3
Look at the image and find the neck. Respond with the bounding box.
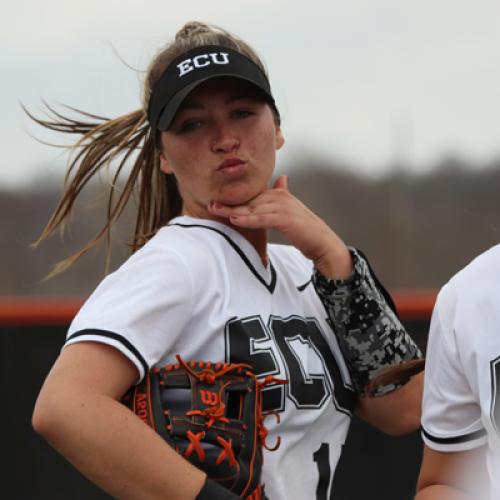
[235,226,269,266]
[181,207,269,266]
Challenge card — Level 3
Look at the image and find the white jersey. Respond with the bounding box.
[421,244,500,499]
[66,215,356,500]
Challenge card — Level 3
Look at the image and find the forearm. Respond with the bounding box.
[415,485,474,500]
[313,248,422,394]
[355,371,422,435]
[34,390,205,500]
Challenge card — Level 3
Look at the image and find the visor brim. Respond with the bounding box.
[156,74,276,131]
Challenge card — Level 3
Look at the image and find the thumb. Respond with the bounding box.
[273,175,288,191]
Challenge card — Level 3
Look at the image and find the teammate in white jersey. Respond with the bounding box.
[416,245,500,500]
[31,21,423,500]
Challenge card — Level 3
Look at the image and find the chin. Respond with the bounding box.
[218,186,262,206]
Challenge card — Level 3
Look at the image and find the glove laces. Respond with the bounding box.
[163,356,287,471]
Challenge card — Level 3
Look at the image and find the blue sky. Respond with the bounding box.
[3,0,500,187]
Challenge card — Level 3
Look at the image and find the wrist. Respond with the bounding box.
[313,247,364,295]
[313,243,353,281]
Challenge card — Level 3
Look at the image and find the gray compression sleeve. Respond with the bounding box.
[312,247,422,395]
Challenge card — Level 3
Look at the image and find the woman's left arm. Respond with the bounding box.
[209,175,423,431]
[355,371,423,435]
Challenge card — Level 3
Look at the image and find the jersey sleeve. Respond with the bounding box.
[421,285,487,452]
[312,247,422,394]
[65,242,195,382]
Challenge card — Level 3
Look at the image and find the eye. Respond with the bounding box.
[177,119,204,133]
[232,109,254,119]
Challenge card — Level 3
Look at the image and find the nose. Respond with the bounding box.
[211,123,240,153]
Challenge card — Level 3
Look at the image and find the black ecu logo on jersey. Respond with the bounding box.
[224,315,356,416]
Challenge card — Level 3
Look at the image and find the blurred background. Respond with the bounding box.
[3,0,500,295]
[2,1,500,498]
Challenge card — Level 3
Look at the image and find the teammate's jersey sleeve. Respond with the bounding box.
[65,240,195,382]
[421,283,487,451]
[312,247,422,394]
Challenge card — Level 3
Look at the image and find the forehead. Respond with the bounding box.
[180,77,266,107]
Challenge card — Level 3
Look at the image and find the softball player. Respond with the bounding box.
[417,245,500,499]
[32,21,422,500]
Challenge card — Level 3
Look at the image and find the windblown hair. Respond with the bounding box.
[29,21,271,276]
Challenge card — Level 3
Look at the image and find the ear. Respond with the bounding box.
[159,152,173,174]
[275,126,285,151]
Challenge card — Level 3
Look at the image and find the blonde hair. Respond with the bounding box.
[29,21,272,276]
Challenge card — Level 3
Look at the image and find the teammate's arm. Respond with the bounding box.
[32,341,206,500]
[415,445,488,499]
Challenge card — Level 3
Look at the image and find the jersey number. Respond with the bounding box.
[313,443,334,500]
[225,315,355,414]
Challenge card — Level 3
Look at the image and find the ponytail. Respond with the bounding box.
[27,103,181,276]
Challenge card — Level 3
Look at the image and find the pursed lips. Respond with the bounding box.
[216,158,247,172]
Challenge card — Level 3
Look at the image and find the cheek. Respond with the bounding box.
[163,140,185,163]
[163,142,204,178]
[256,116,281,156]
[253,129,278,164]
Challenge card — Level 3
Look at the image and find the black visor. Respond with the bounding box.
[148,45,278,131]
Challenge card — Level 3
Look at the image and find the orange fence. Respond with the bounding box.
[0,290,438,326]
[389,288,438,320]
[0,297,83,326]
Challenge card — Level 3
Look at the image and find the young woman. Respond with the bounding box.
[31,21,423,500]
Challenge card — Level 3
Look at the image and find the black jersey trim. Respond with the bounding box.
[66,329,149,375]
[421,426,487,445]
[297,279,311,292]
[169,223,277,293]
[489,354,500,438]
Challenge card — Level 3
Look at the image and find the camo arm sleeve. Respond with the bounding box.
[312,247,422,395]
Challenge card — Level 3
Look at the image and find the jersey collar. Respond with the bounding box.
[168,216,277,293]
